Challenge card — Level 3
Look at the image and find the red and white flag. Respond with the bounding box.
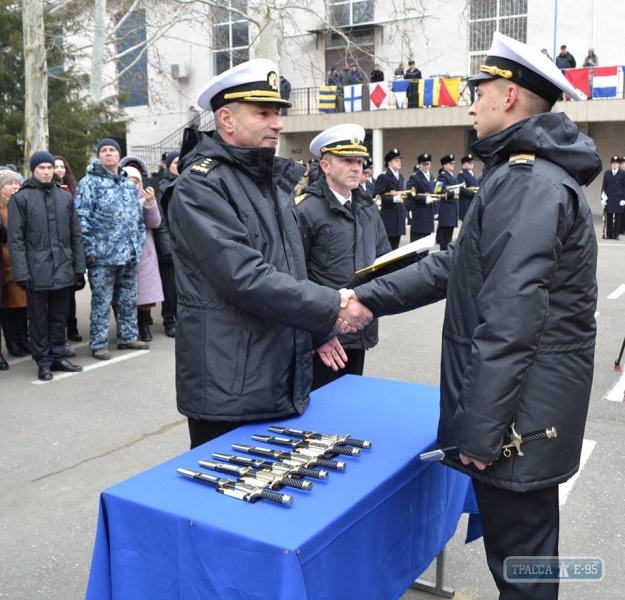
[369,83,388,111]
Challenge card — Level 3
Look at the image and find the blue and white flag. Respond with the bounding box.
[344,84,363,112]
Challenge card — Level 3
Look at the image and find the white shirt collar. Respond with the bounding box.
[329,187,352,206]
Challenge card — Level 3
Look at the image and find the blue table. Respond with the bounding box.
[85,376,478,600]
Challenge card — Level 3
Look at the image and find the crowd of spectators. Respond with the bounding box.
[0,142,180,379]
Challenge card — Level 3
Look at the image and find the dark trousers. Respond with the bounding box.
[410,231,431,260]
[436,225,454,250]
[473,480,560,600]
[159,261,177,327]
[387,235,401,250]
[67,286,78,333]
[311,348,366,392]
[188,419,240,449]
[606,212,622,239]
[27,287,71,367]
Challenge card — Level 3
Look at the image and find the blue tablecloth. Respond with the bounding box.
[85,376,479,600]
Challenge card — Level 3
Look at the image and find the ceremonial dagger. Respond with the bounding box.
[232,443,347,471]
[198,460,313,491]
[419,425,557,462]
[251,434,361,457]
[177,468,293,505]
[212,452,329,479]
[267,426,372,450]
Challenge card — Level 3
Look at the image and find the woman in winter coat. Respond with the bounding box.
[54,155,84,344]
[124,166,163,342]
[0,169,30,358]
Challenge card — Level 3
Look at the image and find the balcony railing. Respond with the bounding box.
[283,67,625,116]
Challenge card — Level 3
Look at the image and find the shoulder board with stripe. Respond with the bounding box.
[294,193,309,206]
[508,153,535,167]
[190,157,217,175]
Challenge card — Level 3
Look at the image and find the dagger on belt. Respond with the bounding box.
[419,424,557,462]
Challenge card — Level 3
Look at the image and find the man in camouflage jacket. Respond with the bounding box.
[75,138,149,360]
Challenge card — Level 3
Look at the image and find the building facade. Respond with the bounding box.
[81,0,625,210]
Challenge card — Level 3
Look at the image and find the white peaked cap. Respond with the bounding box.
[309,124,369,158]
[197,58,291,112]
[469,31,579,103]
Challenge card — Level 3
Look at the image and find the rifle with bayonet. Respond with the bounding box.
[177,468,293,505]
[251,434,361,457]
[198,459,313,491]
[232,443,347,471]
[267,426,372,449]
[419,424,557,462]
[212,452,329,479]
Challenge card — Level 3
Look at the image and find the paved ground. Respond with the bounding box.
[0,220,623,599]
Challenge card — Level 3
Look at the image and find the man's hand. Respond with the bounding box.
[601,198,607,208]
[315,337,348,371]
[335,289,371,334]
[459,453,491,471]
[74,273,86,290]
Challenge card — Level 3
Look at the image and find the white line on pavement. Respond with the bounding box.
[606,370,625,402]
[607,284,625,300]
[559,439,596,507]
[31,350,150,385]
[8,342,89,367]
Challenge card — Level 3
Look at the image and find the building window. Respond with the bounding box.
[468,0,527,74]
[328,0,374,28]
[212,0,249,75]
[325,26,375,79]
[116,10,148,107]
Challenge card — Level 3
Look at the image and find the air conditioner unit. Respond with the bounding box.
[171,63,190,80]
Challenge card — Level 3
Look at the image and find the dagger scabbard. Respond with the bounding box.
[419,426,557,462]
[212,452,328,479]
[177,468,293,505]
[267,426,372,449]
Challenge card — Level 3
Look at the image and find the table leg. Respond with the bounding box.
[410,547,455,598]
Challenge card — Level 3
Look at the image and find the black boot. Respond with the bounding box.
[15,307,31,355]
[0,308,27,357]
[138,310,153,342]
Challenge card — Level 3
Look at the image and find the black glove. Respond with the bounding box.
[15,280,30,292]
[74,273,86,290]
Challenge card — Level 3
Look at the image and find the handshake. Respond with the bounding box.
[315,290,371,372]
[335,289,371,334]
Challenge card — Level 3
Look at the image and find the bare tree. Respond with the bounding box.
[22,0,49,167]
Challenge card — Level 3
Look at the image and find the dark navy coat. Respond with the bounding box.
[374,169,406,237]
[600,168,625,213]
[354,112,602,492]
[406,168,436,234]
[435,169,459,227]
[167,132,341,423]
[457,168,478,221]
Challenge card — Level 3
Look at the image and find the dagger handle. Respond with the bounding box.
[259,489,293,506]
[293,466,328,479]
